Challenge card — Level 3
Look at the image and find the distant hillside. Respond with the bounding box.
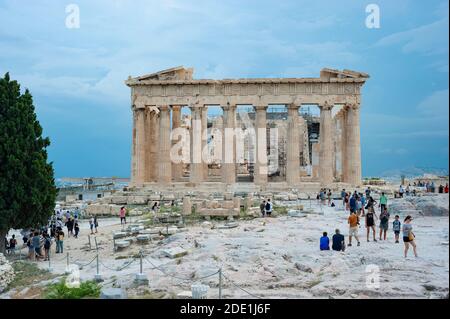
[379,166,449,180]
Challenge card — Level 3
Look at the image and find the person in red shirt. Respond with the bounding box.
[120,206,127,224]
[445,183,449,194]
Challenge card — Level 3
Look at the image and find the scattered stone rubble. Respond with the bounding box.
[0,253,14,293]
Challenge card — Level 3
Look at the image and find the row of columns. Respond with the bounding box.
[131,102,361,187]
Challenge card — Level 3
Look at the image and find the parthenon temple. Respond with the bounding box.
[125,66,369,192]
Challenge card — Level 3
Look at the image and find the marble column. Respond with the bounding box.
[254,105,268,185]
[150,109,160,182]
[190,106,203,183]
[158,105,172,184]
[286,104,300,185]
[319,102,334,185]
[201,107,208,181]
[135,107,146,186]
[221,104,236,184]
[346,103,362,185]
[130,107,137,185]
[342,106,349,182]
[171,105,183,181]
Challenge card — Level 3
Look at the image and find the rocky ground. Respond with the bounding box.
[1,194,448,299]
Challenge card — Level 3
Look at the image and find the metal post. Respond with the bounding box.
[218,268,222,299]
[94,253,103,282]
[88,235,91,250]
[96,253,99,275]
[140,250,143,274]
[94,237,98,251]
[48,249,52,271]
[66,252,69,268]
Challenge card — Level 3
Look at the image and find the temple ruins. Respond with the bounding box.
[125,66,369,192]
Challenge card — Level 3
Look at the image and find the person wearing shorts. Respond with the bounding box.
[347,212,360,247]
[402,215,418,258]
[379,210,390,241]
[365,207,377,242]
[393,215,401,243]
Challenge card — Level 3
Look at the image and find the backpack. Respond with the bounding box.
[265,202,271,211]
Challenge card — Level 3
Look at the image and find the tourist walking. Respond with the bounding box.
[320,232,330,250]
[94,216,98,233]
[332,229,345,252]
[347,211,360,247]
[402,215,418,258]
[56,229,64,254]
[8,235,17,254]
[393,215,401,243]
[32,231,42,260]
[43,233,51,261]
[74,221,80,238]
[265,199,273,217]
[260,200,266,217]
[89,216,95,235]
[120,206,127,224]
[379,192,388,213]
[365,207,377,242]
[365,187,371,198]
[360,193,366,216]
[379,209,390,241]
[327,189,332,206]
[344,193,350,212]
[349,193,357,214]
[341,189,346,209]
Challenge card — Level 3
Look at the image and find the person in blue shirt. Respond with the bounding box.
[332,229,346,251]
[349,194,357,214]
[320,232,330,250]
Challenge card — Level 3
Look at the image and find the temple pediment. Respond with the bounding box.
[130,66,194,82]
[320,68,370,79]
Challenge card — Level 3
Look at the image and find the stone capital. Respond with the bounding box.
[221,103,237,112]
[287,103,300,110]
[171,105,182,111]
[320,101,333,111]
[348,103,360,110]
[158,105,170,112]
[254,105,268,112]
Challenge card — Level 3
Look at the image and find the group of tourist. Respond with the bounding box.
[414,181,449,193]
[4,209,101,261]
[259,199,273,217]
[317,188,334,206]
[320,188,419,258]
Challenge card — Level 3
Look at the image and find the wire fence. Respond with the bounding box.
[6,245,265,299]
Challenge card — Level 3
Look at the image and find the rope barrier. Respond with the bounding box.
[144,257,219,281]
[221,273,263,299]
[99,258,136,271]
[72,255,97,268]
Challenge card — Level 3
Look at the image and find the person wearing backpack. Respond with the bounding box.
[265,199,273,217]
[43,233,51,261]
[379,209,390,241]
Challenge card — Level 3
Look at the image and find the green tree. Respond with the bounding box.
[0,73,57,253]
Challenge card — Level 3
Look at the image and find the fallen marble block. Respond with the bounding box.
[139,228,160,235]
[115,240,131,249]
[113,232,128,239]
[218,222,238,229]
[163,247,188,259]
[177,291,192,299]
[288,210,307,217]
[100,288,127,299]
[136,234,151,242]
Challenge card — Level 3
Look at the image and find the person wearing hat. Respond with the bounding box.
[402,215,418,258]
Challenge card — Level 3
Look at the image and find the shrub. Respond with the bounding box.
[45,279,101,299]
